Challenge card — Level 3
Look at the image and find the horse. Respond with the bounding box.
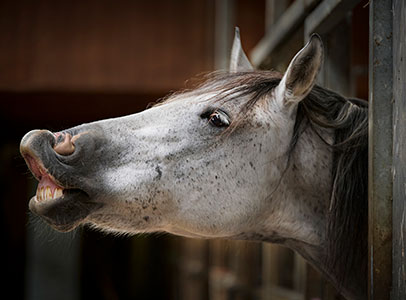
[20,30,368,300]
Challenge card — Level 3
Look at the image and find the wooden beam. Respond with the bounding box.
[250,0,319,67]
[368,0,393,299]
[304,0,361,40]
[392,0,406,298]
[214,0,235,70]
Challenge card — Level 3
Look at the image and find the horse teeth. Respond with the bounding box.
[46,187,52,200]
[54,188,63,199]
[36,186,63,201]
[36,188,40,201]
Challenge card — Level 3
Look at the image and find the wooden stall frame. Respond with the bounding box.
[391,0,406,298]
[368,0,394,299]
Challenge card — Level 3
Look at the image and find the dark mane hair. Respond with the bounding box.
[169,71,368,289]
[297,85,368,291]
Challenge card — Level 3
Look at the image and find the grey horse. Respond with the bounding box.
[20,31,368,300]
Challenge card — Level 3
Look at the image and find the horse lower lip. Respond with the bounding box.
[30,189,85,210]
[29,188,99,232]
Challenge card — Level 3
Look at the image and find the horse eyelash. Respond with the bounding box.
[200,106,217,119]
[200,107,230,120]
[200,109,213,119]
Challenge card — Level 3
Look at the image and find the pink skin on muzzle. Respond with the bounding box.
[53,132,75,156]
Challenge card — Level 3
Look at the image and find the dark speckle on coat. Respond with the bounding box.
[249,161,255,170]
[155,165,162,180]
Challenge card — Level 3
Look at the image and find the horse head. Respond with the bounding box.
[21,30,367,299]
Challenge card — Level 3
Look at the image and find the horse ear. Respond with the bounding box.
[275,34,323,107]
[229,27,254,73]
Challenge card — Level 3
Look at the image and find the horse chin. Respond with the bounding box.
[29,188,103,232]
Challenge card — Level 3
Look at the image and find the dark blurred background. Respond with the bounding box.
[0,1,368,300]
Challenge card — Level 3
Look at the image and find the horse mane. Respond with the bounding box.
[296,85,368,291]
[168,71,368,289]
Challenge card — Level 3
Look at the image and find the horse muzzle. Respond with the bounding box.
[20,129,102,232]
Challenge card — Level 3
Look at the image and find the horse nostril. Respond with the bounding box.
[54,133,75,156]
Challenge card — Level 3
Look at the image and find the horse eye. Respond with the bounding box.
[208,111,230,127]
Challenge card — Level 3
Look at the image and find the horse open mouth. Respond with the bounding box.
[21,131,102,232]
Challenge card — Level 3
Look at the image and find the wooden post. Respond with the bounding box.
[178,239,209,300]
[214,0,235,70]
[392,0,406,298]
[368,0,393,299]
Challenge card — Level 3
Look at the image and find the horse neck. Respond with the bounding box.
[274,123,333,245]
[268,125,366,300]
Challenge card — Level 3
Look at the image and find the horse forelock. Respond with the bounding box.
[154,70,282,108]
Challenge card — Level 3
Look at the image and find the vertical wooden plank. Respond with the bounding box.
[209,240,232,300]
[209,240,263,300]
[392,0,406,298]
[261,244,283,291]
[230,241,262,300]
[304,266,323,299]
[214,0,235,70]
[368,0,393,299]
[322,17,351,96]
[292,253,306,293]
[177,239,209,300]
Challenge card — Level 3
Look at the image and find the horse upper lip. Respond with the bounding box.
[21,151,70,191]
